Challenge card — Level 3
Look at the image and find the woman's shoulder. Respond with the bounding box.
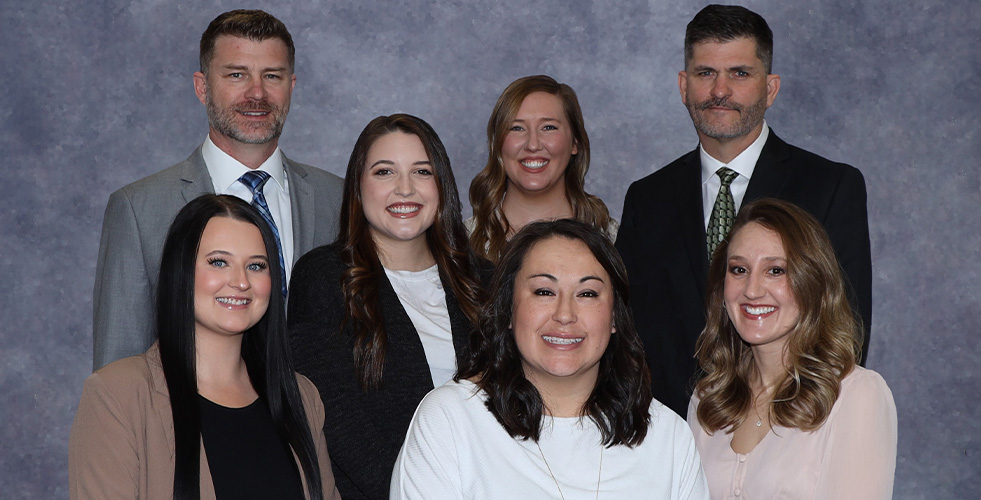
[90,348,160,393]
[293,241,347,273]
[840,366,892,396]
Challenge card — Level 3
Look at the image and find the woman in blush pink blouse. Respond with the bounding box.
[688,198,896,500]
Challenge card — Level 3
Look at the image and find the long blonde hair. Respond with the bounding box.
[468,75,611,262]
[694,198,861,432]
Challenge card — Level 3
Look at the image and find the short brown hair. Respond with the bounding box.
[199,9,295,73]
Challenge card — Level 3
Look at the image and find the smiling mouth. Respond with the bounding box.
[743,305,775,317]
[217,297,250,306]
[520,159,548,170]
[543,335,583,345]
[387,204,421,216]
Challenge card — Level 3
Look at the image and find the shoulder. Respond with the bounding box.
[415,380,484,417]
[82,350,164,412]
[284,157,344,187]
[768,132,863,179]
[839,366,894,403]
[626,149,697,194]
[114,149,203,198]
[293,241,347,275]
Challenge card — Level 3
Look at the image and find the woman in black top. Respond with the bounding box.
[288,114,486,500]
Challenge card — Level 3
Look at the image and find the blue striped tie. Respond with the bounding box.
[238,170,287,297]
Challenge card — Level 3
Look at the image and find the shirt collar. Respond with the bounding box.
[700,121,769,184]
[202,135,286,192]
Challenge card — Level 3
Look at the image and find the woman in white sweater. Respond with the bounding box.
[392,219,708,499]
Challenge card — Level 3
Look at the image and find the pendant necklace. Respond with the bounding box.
[536,440,603,500]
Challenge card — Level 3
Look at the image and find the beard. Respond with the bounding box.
[686,94,767,140]
[205,93,289,145]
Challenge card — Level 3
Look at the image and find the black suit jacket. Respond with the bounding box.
[287,242,477,500]
[616,130,872,417]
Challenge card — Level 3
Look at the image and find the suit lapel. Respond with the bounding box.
[284,155,315,260]
[676,150,710,299]
[744,131,792,203]
[179,146,216,203]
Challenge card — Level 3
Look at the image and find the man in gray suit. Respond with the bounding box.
[93,10,343,369]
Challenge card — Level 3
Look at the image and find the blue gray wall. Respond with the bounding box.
[1,1,977,497]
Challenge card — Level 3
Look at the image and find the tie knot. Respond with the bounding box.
[716,167,738,186]
[238,170,271,194]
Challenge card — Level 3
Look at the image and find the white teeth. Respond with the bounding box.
[521,160,548,169]
[241,111,267,116]
[387,205,420,214]
[744,305,775,315]
[217,297,249,306]
[543,336,583,345]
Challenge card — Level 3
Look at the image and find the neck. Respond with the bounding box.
[375,237,436,272]
[698,123,763,164]
[209,130,278,170]
[194,333,256,407]
[531,374,596,418]
[750,342,788,394]
[501,183,573,234]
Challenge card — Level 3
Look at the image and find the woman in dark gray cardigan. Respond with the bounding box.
[287,114,486,500]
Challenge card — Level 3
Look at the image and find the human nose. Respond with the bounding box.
[711,75,731,99]
[394,172,414,197]
[245,77,268,100]
[228,265,251,290]
[552,293,577,324]
[743,271,765,299]
[525,129,542,151]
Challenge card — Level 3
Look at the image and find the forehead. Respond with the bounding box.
[518,236,608,278]
[208,35,290,69]
[688,37,762,68]
[365,131,428,163]
[515,91,566,119]
[198,217,266,253]
[728,222,786,257]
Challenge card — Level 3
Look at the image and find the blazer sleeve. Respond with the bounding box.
[92,188,154,370]
[297,374,342,500]
[69,372,141,500]
[822,166,873,356]
[813,370,897,500]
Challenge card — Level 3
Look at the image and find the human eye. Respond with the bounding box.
[264,73,282,80]
[728,265,746,275]
[415,167,434,176]
[768,266,786,276]
[533,288,555,297]
[542,124,558,131]
[577,289,599,298]
[247,261,268,272]
[509,124,525,132]
[373,167,393,176]
[208,257,228,268]
[228,72,244,79]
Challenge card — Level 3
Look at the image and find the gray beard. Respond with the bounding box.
[687,96,767,140]
[205,93,288,145]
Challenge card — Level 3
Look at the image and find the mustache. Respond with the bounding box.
[695,98,741,112]
[236,101,277,113]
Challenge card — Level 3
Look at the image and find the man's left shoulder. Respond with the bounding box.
[774,135,861,177]
[286,158,344,186]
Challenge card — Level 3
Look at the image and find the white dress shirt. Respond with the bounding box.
[202,136,295,281]
[700,121,770,229]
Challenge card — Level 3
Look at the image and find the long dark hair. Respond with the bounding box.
[337,114,485,390]
[156,194,322,500]
[469,75,612,262]
[694,198,861,433]
[458,219,652,446]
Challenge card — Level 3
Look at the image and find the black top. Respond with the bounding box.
[288,242,483,500]
[199,396,305,500]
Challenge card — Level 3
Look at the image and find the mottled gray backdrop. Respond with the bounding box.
[1,0,977,497]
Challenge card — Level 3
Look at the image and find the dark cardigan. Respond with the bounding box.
[287,242,477,500]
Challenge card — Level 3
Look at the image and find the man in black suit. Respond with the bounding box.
[616,4,872,417]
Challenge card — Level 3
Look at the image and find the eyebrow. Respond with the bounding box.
[369,159,433,168]
[205,249,269,260]
[528,273,606,284]
[513,117,560,123]
[220,64,288,73]
[727,255,785,263]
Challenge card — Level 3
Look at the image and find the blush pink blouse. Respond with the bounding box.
[687,366,897,500]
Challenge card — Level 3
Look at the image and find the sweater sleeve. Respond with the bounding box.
[814,369,897,500]
[389,389,463,499]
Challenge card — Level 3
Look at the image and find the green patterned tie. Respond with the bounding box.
[706,167,739,260]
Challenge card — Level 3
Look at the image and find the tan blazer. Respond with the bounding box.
[69,344,341,500]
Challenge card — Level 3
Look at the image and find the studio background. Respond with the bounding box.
[1,0,977,498]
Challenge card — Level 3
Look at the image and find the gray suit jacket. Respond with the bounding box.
[93,145,343,369]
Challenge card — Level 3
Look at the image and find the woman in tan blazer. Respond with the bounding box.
[70,195,341,500]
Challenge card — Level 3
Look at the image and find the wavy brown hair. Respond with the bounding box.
[458,219,652,446]
[338,114,485,390]
[468,75,612,262]
[694,198,862,433]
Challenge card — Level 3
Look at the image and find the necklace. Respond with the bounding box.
[536,440,603,500]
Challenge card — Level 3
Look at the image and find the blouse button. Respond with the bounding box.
[734,488,742,496]
[738,455,747,463]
